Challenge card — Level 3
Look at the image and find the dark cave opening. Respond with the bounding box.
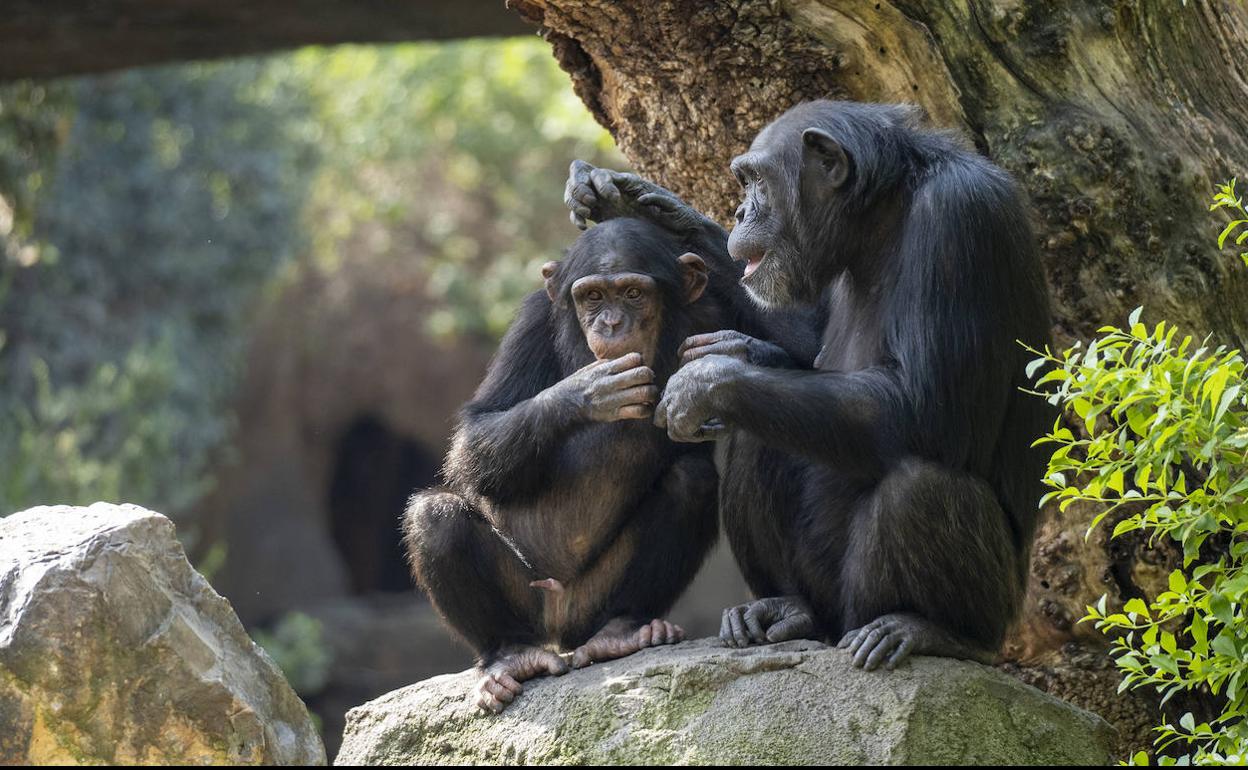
[328,414,440,594]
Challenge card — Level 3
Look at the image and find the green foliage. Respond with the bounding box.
[1211,180,1248,269]
[253,612,333,697]
[0,62,317,518]
[0,40,616,517]
[291,40,621,339]
[1027,191,1248,764]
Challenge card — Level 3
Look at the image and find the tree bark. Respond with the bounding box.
[510,0,1248,755]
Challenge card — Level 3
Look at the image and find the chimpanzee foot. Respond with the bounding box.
[836,612,993,671]
[474,645,570,714]
[720,595,816,648]
[571,616,685,668]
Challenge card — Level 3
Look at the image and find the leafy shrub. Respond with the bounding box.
[1026,184,1248,764]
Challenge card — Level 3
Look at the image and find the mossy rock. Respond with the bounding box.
[336,638,1113,765]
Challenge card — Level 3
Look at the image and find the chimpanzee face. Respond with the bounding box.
[727,111,853,308]
[569,271,663,364]
[541,226,709,368]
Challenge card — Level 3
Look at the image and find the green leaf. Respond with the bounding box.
[1168,570,1186,594]
[1180,712,1195,732]
[1203,365,1230,408]
[1211,593,1234,626]
[1217,218,1248,249]
[1124,597,1151,618]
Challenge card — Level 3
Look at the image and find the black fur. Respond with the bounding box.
[719,101,1053,657]
[403,218,741,662]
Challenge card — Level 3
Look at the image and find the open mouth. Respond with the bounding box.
[742,253,765,279]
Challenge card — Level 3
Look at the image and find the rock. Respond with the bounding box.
[0,502,326,765]
[337,638,1114,766]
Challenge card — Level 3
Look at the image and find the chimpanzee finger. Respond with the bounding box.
[690,421,727,441]
[671,622,686,642]
[616,404,653,421]
[635,191,676,212]
[742,602,769,643]
[603,367,655,393]
[496,673,524,695]
[590,168,622,203]
[652,397,670,430]
[852,628,888,668]
[483,677,515,704]
[602,352,644,373]
[863,633,903,671]
[650,618,668,645]
[569,209,588,230]
[681,341,747,365]
[608,385,659,407]
[728,605,752,647]
[638,622,653,647]
[678,331,732,354]
[885,637,915,670]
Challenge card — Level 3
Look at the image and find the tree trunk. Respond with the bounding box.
[510,0,1248,755]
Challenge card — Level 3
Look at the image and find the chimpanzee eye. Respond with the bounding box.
[586,290,604,302]
[624,287,642,300]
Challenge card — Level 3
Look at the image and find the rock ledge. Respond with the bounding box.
[337,637,1113,765]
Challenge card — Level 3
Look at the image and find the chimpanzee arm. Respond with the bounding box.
[444,293,572,501]
[655,356,909,479]
[448,292,657,502]
[718,364,907,478]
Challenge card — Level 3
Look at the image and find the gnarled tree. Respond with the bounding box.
[508,0,1248,753]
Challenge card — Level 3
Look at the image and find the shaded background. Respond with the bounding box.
[0,36,749,754]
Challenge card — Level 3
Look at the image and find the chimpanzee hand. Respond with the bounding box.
[720,595,817,648]
[564,160,718,235]
[553,352,658,422]
[679,330,795,368]
[653,354,743,442]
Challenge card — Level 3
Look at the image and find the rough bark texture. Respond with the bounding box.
[0,0,529,80]
[508,0,1248,756]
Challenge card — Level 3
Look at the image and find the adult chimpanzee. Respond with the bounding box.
[404,217,775,713]
[565,101,1053,671]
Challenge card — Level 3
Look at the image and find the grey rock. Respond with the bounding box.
[337,638,1114,765]
[0,502,326,764]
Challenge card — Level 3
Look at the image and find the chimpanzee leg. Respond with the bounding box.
[403,490,569,712]
[559,451,719,667]
[719,434,804,599]
[833,459,1022,670]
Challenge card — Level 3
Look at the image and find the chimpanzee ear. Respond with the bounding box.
[541,261,561,302]
[801,128,851,188]
[677,252,708,305]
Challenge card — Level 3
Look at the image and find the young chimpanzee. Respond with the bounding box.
[404,217,749,713]
[566,101,1054,672]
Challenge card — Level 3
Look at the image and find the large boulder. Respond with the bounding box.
[0,502,326,764]
[337,638,1114,765]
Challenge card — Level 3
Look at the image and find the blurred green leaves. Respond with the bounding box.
[0,39,619,517]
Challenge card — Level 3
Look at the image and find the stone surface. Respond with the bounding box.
[336,638,1114,765]
[0,502,326,764]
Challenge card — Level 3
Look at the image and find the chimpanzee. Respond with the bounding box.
[404,217,782,713]
[565,100,1053,671]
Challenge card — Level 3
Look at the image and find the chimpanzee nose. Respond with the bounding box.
[735,204,746,223]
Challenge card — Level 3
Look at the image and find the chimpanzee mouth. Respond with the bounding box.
[742,252,766,279]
